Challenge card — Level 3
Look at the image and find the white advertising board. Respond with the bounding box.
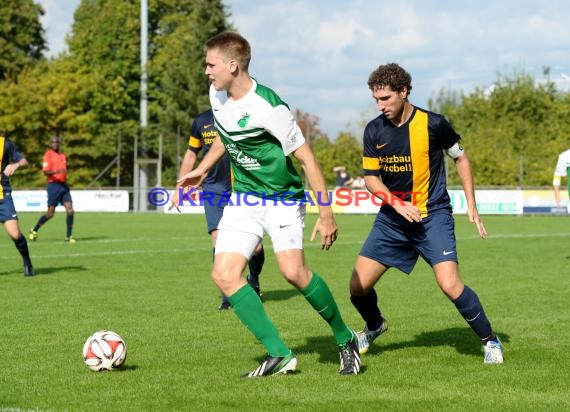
[12,190,130,212]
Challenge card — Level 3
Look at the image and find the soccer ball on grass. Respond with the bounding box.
[83,330,127,371]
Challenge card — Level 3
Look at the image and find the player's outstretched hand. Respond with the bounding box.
[169,187,182,213]
[310,215,338,250]
[3,163,19,176]
[177,170,206,191]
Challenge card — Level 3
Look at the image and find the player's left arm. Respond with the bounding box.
[3,141,28,176]
[293,143,338,250]
[266,104,338,250]
[3,158,28,176]
[452,150,487,239]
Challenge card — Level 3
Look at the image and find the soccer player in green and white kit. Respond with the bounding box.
[178,31,360,377]
[553,149,570,209]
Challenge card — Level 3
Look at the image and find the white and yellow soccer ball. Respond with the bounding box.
[83,330,127,371]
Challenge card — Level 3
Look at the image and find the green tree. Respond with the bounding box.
[0,56,133,188]
[1,0,231,188]
[65,0,231,185]
[0,0,46,81]
[433,71,570,187]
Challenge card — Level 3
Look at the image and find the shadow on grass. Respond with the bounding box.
[289,327,510,366]
[63,236,110,242]
[366,327,510,357]
[28,235,111,243]
[0,268,26,276]
[33,265,89,276]
[117,364,138,372]
[260,288,299,302]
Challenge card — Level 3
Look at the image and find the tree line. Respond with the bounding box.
[1,1,568,190]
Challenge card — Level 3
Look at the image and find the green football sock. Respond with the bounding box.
[301,273,353,345]
[229,284,290,357]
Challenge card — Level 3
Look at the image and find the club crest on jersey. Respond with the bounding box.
[237,113,250,128]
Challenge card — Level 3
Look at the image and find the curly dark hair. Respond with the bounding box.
[367,63,412,94]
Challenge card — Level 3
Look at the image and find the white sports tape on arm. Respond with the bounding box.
[446,142,465,159]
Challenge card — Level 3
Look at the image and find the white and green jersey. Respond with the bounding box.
[554,149,570,177]
[210,80,306,199]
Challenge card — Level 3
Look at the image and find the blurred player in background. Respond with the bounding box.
[29,136,76,243]
[178,32,360,376]
[553,148,570,208]
[333,166,354,188]
[172,108,265,310]
[349,63,504,365]
[1,134,34,276]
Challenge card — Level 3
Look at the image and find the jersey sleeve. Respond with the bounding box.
[435,114,461,150]
[42,151,51,171]
[263,105,305,156]
[7,140,24,163]
[362,123,380,176]
[187,119,202,154]
[554,151,570,176]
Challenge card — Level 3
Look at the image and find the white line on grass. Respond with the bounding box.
[1,232,568,260]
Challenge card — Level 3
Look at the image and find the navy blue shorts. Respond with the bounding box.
[202,193,230,234]
[0,195,18,223]
[47,182,72,207]
[359,211,458,274]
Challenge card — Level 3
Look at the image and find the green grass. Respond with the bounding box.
[1,213,569,411]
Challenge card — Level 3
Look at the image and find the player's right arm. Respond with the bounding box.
[362,123,421,222]
[177,138,226,189]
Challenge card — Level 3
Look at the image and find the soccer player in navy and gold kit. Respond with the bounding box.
[172,109,265,310]
[349,63,504,364]
[1,135,34,276]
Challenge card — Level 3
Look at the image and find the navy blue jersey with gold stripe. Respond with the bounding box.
[0,136,24,201]
[188,109,232,195]
[362,106,460,217]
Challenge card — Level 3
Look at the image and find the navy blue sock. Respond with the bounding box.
[33,215,49,232]
[14,235,31,265]
[66,214,74,237]
[453,285,493,340]
[248,246,265,281]
[350,288,383,330]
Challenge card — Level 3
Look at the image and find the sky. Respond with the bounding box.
[37,0,570,138]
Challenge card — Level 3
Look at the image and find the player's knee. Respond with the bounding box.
[211,269,229,290]
[211,264,242,289]
[349,270,368,296]
[281,267,310,289]
[439,279,464,300]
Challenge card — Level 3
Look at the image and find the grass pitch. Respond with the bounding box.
[1,213,569,411]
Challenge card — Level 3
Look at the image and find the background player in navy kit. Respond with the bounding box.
[172,109,265,310]
[349,63,504,365]
[1,135,34,276]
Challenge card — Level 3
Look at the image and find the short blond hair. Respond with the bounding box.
[205,31,251,71]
